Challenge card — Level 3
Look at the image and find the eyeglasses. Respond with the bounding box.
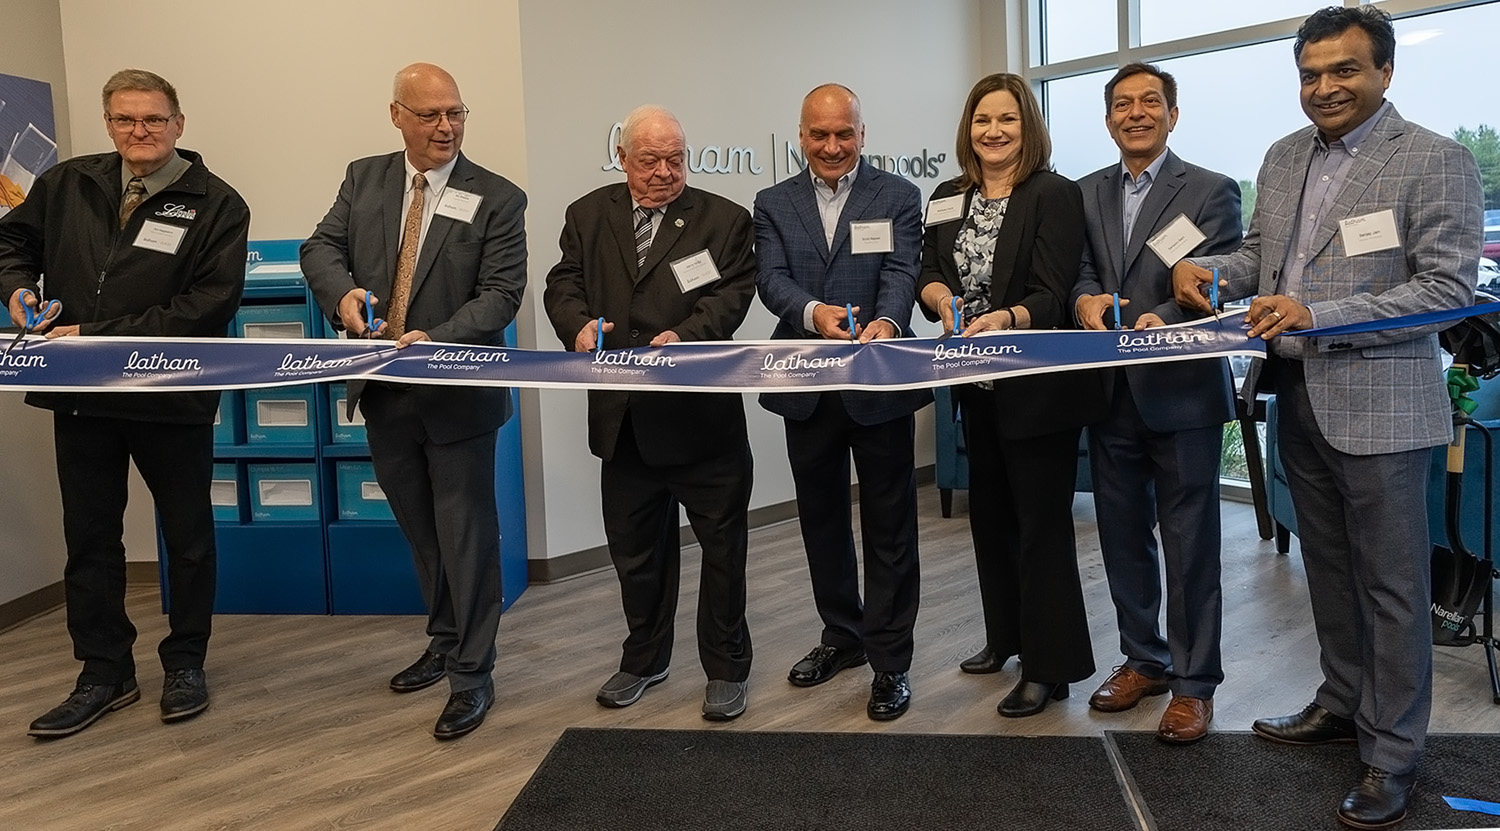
[395,100,469,127]
[106,114,178,133]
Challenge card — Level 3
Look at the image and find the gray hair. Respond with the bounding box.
[101,69,180,114]
[619,106,683,154]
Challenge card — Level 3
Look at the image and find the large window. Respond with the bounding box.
[1033,0,1500,214]
[1138,0,1319,46]
[1028,0,1500,485]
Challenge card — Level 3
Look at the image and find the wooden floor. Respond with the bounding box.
[2,488,1498,831]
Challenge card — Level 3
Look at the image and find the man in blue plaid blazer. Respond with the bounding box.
[754,84,929,722]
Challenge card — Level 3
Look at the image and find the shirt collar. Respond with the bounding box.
[1315,101,1391,155]
[121,151,190,195]
[1121,148,1169,186]
[810,162,858,194]
[404,153,459,194]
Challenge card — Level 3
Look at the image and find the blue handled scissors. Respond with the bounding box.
[845,303,858,343]
[3,289,62,359]
[362,291,385,339]
[937,295,962,342]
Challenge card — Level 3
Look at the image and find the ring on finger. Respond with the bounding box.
[1269,310,1283,320]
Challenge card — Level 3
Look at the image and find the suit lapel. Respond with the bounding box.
[408,154,469,303]
[831,163,881,260]
[989,182,1026,302]
[1305,112,1404,260]
[930,186,971,278]
[640,188,695,281]
[787,174,829,263]
[608,186,638,276]
[1123,151,1185,282]
[381,155,406,292]
[1262,131,1314,287]
[1096,166,1125,291]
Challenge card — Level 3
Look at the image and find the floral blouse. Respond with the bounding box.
[952,191,1008,324]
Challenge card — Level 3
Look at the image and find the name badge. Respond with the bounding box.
[1339,209,1400,256]
[925,195,965,226]
[435,188,482,224]
[669,249,722,293]
[133,220,186,255]
[1146,213,1208,268]
[850,219,894,255]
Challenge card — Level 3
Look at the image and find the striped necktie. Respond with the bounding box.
[634,206,653,270]
[119,177,146,228]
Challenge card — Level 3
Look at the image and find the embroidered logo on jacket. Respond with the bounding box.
[154,203,197,221]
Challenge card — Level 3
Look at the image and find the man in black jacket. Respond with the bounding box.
[0,69,249,738]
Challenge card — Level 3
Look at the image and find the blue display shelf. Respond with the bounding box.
[327,522,425,615]
[162,239,529,616]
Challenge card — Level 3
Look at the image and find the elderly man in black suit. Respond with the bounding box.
[543,106,757,721]
[301,62,527,740]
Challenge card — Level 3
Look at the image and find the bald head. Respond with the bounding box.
[620,105,684,155]
[389,62,465,172]
[392,62,457,101]
[798,83,865,188]
[800,83,862,128]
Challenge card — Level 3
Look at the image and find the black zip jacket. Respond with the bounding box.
[0,148,249,423]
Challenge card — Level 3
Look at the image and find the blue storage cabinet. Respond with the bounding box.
[162,239,530,616]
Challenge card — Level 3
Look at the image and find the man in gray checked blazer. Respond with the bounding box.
[1174,7,1480,829]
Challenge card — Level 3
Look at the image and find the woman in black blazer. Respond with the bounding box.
[918,73,1106,717]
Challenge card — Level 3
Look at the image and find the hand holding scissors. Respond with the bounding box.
[4,288,62,359]
[362,291,387,339]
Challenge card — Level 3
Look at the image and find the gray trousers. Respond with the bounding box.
[1277,365,1434,774]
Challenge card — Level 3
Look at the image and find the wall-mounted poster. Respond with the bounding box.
[0,72,58,219]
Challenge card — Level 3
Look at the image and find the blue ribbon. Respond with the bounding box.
[0,316,1263,393]
[1443,796,1500,816]
[1289,302,1500,338]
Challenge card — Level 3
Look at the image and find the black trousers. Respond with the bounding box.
[53,413,216,685]
[601,419,754,682]
[784,392,919,672]
[364,389,502,694]
[958,387,1094,684]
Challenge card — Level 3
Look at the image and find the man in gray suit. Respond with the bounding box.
[302,63,527,740]
[1073,62,1241,745]
[1174,7,1480,827]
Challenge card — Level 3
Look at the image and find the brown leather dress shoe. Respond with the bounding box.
[1089,666,1169,712]
[1157,695,1213,743]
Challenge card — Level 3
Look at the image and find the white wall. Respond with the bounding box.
[44,0,984,566]
[58,0,529,561]
[517,0,982,560]
[0,0,72,605]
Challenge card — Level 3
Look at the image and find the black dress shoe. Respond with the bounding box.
[390,650,447,693]
[1252,702,1357,745]
[868,671,911,720]
[1337,765,1416,829]
[160,668,210,722]
[959,646,1009,674]
[787,643,867,688]
[433,679,494,740]
[28,679,140,738]
[998,679,1068,718]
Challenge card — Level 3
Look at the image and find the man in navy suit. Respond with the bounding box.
[754,84,929,721]
[302,63,527,740]
[1071,63,1241,745]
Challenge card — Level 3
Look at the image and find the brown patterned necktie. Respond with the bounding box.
[119,177,146,228]
[385,171,427,338]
